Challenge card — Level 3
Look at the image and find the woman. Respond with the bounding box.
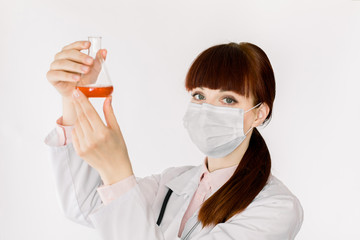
[44,40,303,239]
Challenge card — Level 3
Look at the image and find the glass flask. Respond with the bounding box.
[76,36,113,98]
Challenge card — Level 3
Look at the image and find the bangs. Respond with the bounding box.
[185,43,257,100]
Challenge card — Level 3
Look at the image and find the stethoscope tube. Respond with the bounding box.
[156,188,173,226]
[156,188,200,240]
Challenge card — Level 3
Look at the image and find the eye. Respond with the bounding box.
[221,97,237,104]
[191,92,205,100]
[191,92,238,105]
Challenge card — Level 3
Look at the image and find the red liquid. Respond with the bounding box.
[76,86,113,98]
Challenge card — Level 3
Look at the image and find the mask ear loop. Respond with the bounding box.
[244,102,262,113]
[244,102,263,136]
[244,126,253,136]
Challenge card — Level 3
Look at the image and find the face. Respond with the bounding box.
[189,87,268,131]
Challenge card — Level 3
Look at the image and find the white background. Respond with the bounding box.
[0,0,359,239]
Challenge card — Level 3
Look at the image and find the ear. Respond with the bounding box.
[253,102,270,128]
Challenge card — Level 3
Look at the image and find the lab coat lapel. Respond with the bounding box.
[178,185,220,239]
[179,208,201,239]
[165,164,203,196]
[161,164,203,239]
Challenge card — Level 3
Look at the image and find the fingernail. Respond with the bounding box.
[73,89,80,98]
[83,41,89,47]
[102,50,107,59]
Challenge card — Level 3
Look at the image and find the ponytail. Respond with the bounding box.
[197,127,271,227]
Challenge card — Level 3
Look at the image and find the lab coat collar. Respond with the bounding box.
[165,164,204,196]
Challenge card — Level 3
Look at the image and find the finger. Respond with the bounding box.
[62,40,91,51]
[73,95,94,137]
[91,49,106,71]
[54,49,94,66]
[50,59,90,75]
[92,49,107,70]
[103,96,120,131]
[46,70,81,83]
[73,89,106,131]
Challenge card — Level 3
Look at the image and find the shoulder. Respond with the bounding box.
[258,174,303,224]
[135,164,198,186]
[256,174,302,202]
[162,165,197,175]
[228,174,304,239]
[161,164,198,178]
[134,165,199,206]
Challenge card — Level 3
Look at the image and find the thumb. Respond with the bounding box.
[102,49,107,61]
[95,49,107,64]
[103,96,120,130]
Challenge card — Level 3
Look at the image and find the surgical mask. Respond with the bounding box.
[182,102,262,158]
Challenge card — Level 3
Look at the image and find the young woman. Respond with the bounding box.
[45,41,303,239]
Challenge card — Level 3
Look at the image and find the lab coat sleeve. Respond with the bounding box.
[96,174,137,205]
[44,126,103,229]
[88,181,167,240]
[56,116,74,145]
[88,165,181,240]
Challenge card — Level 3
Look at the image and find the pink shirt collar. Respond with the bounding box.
[199,156,238,194]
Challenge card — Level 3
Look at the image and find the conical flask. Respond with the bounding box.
[76,36,113,98]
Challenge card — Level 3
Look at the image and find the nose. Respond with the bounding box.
[204,93,221,106]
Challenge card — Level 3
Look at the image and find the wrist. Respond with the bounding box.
[62,96,77,125]
[99,163,134,185]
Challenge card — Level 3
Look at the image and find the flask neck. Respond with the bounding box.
[88,37,102,58]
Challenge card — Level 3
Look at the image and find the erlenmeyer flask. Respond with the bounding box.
[76,36,113,98]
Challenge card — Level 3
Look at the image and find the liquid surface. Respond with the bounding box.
[76,86,113,98]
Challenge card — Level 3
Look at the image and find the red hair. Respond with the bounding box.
[184,42,276,227]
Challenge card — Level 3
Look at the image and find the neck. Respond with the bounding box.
[206,130,252,172]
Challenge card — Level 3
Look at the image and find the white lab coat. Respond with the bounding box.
[44,127,304,240]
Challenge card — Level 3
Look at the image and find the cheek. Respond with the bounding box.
[243,114,255,132]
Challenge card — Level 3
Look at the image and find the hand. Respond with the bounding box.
[71,89,134,185]
[46,40,107,99]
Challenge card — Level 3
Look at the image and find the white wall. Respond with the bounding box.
[0,0,359,239]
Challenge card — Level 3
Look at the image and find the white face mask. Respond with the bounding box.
[182,101,262,158]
